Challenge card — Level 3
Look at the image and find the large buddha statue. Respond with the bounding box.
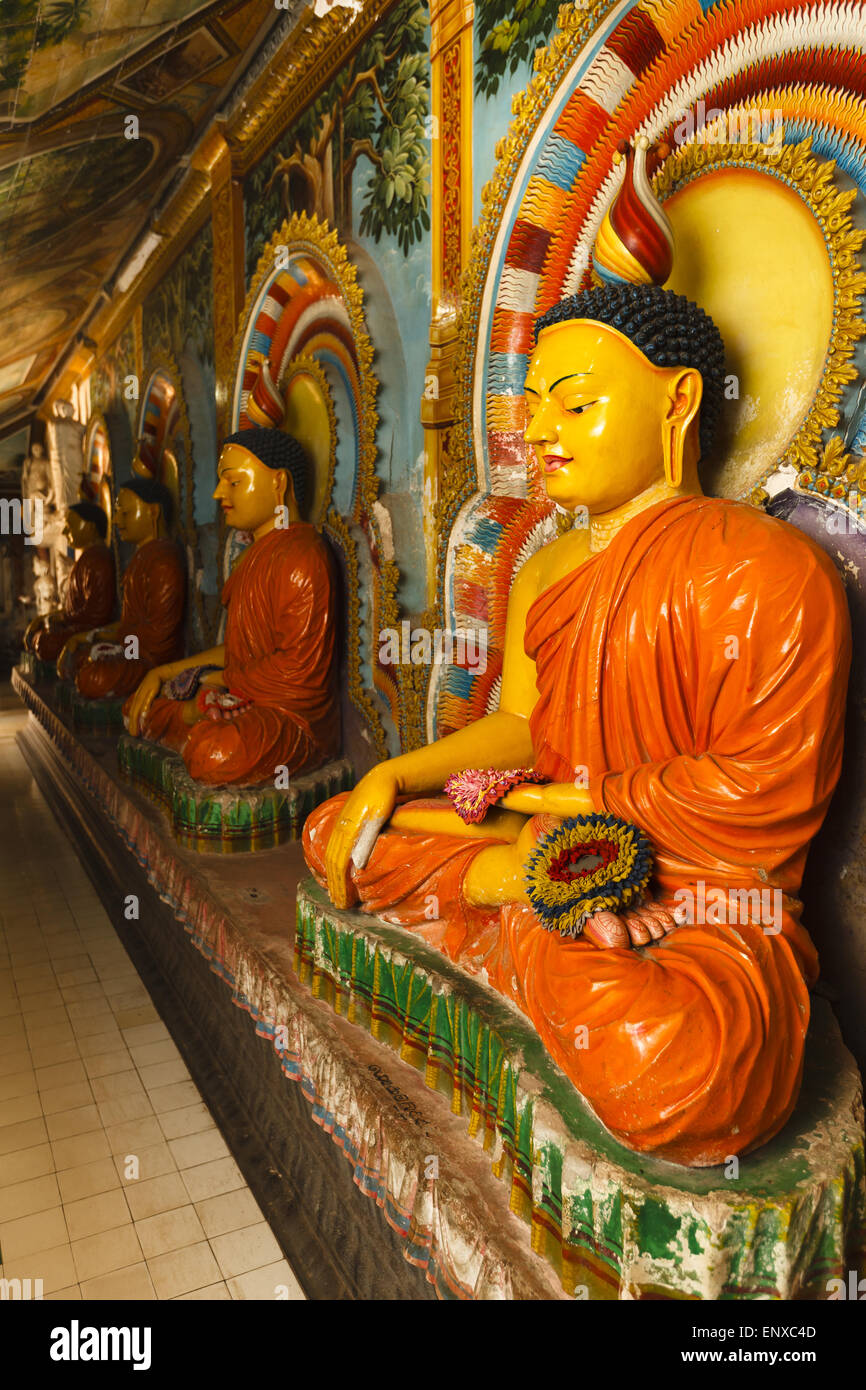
[125,428,340,787]
[60,478,186,699]
[302,148,852,1168]
[23,502,115,663]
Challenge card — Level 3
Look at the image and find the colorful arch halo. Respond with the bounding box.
[136,368,183,539]
[230,217,372,528]
[137,369,179,478]
[453,0,866,523]
[230,214,392,759]
[135,354,203,638]
[82,414,113,543]
[432,0,866,740]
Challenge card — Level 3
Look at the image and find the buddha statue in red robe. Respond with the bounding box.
[59,478,186,699]
[302,149,851,1168]
[23,502,115,663]
[125,428,340,787]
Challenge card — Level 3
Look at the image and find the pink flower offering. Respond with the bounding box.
[444,767,547,823]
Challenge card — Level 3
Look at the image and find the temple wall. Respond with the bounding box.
[72,0,451,735]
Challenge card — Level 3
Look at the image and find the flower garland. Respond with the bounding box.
[525,813,654,939]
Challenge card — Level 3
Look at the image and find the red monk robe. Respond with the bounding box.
[75,537,186,699]
[142,522,340,785]
[304,496,851,1166]
[32,544,116,663]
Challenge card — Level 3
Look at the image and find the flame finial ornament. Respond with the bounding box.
[593,136,674,287]
[246,357,285,428]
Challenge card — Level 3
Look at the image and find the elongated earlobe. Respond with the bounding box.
[663,416,684,488]
[663,369,702,487]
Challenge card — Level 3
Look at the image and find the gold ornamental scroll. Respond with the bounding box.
[192,131,246,444]
[423,0,474,606]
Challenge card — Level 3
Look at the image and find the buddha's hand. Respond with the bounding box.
[501,781,594,817]
[57,630,87,680]
[324,763,399,910]
[584,902,679,950]
[126,667,170,737]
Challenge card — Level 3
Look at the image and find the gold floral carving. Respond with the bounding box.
[323,509,390,761]
[441,40,463,310]
[211,174,242,443]
[223,0,394,175]
[653,139,866,479]
[133,308,144,389]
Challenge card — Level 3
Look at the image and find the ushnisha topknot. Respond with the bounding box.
[68,501,108,540]
[222,427,308,514]
[116,475,174,530]
[533,284,726,460]
[593,137,674,288]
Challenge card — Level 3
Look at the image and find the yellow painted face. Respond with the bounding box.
[63,509,93,550]
[524,318,693,514]
[114,488,157,543]
[212,442,287,533]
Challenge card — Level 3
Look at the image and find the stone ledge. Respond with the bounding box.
[117,732,353,852]
[16,664,866,1300]
[296,877,866,1300]
[11,666,566,1299]
[18,651,55,684]
[70,688,124,732]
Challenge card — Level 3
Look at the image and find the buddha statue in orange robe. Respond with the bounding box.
[302,277,851,1167]
[125,429,340,787]
[23,502,115,663]
[59,479,186,699]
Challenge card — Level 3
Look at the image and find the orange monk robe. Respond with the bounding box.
[304,496,852,1166]
[142,522,340,786]
[75,537,186,699]
[30,544,116,662]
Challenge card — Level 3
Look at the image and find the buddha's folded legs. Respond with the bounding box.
[136,694,190,753]
[141,694,319,786]
[76,655,149,699]
[303,792,507,967]
[494,903,810,1166]
[32,625,75,663]
[303,792,811,1166]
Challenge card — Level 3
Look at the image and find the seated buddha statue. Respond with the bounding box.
[23,502,115,663]
[59,478,186,700]
[302,144,852,1168]
[125,428,340,787]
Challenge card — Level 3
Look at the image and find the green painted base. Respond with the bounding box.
[118,734,353,853]
[296,878,866,1300]
[70,691,125,733]
[54,681,74,715]
[17,653,55,683]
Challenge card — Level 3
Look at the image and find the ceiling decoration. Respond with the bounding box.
[0,0,278,440]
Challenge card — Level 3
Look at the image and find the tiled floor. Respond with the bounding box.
[0,694,305,1300]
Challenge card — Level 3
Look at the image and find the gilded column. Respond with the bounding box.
[423,0,474,606]
[192,131,246,442]
[133,305,144,391]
